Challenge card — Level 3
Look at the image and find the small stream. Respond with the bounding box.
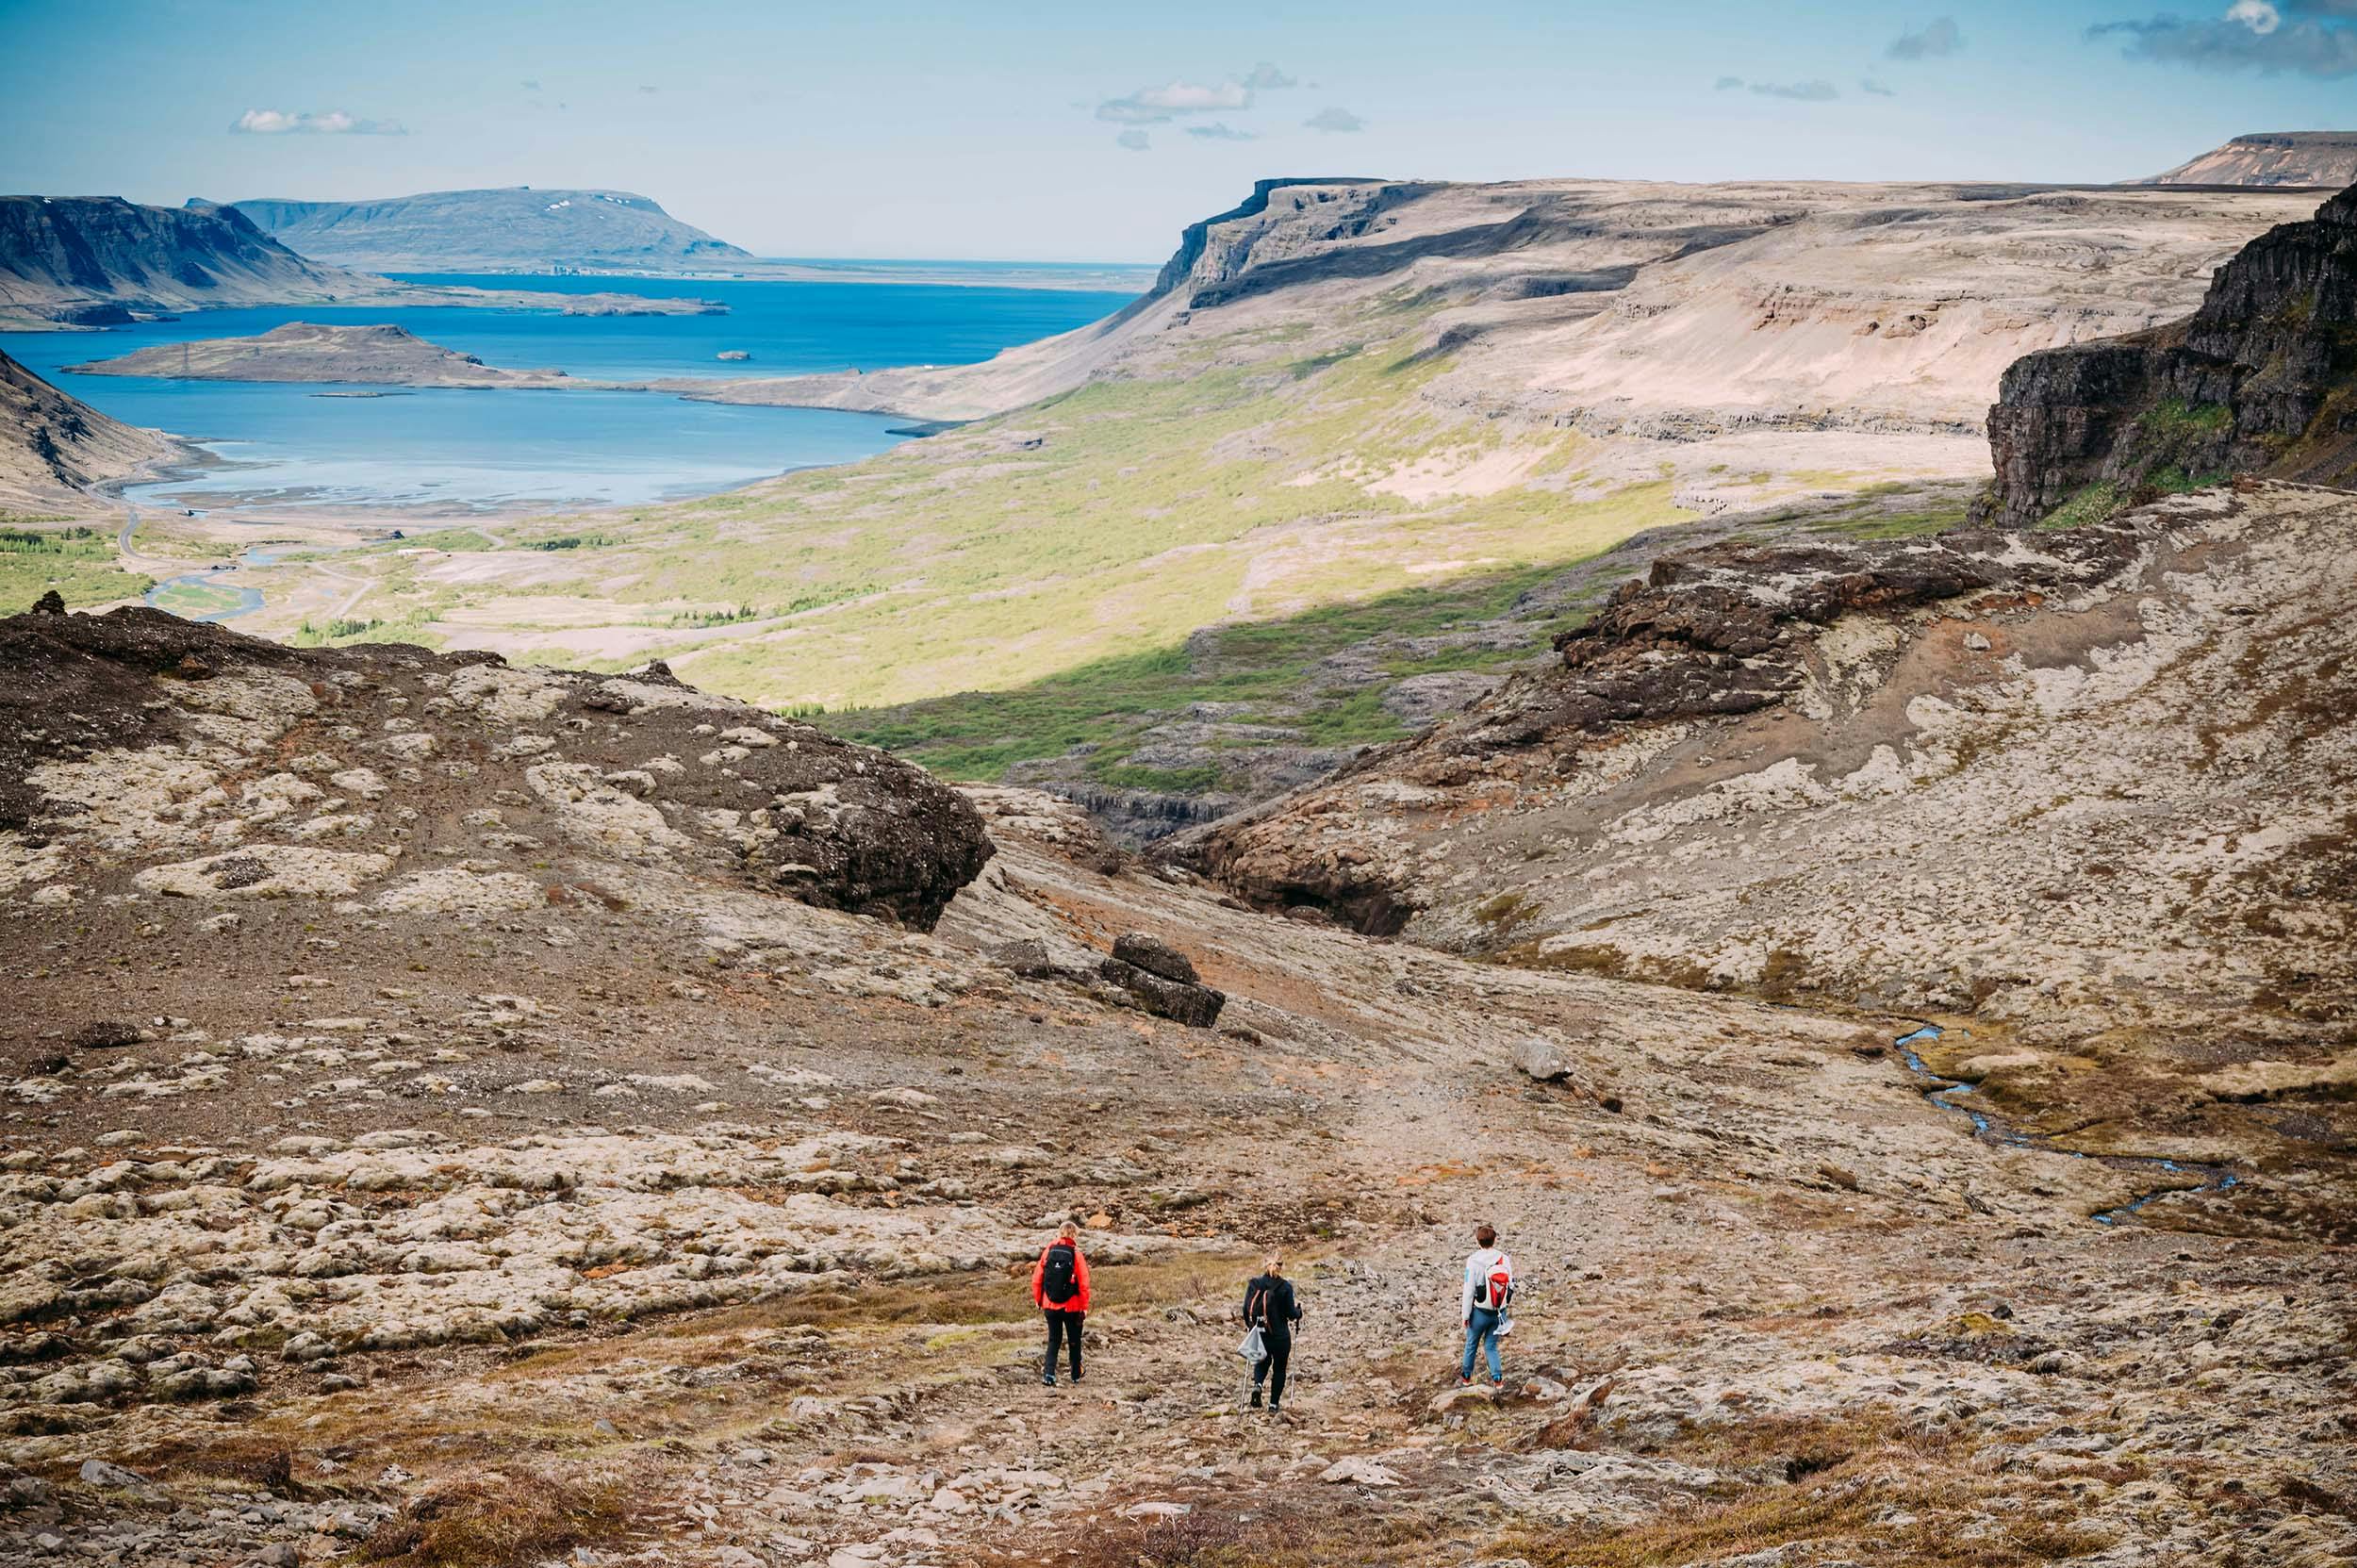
[141,539,357,624]
[1893,1024,2241,1227]
[145,563,265,622]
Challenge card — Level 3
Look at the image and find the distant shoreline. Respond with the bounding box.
[380,258,1161,293]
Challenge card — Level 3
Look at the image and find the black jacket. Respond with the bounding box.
[1243,1274,1301,1337]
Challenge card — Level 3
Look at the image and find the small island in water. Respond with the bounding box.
[60,319,976,419]
[68,322,593,389]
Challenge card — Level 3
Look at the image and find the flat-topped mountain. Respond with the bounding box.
[222,187,751,273]
[67,322,583,389]
[2143,132,2357,189]
[727,176,2314,435]
[0,195,727,323]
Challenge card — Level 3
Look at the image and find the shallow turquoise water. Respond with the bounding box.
[13,272,1135,512]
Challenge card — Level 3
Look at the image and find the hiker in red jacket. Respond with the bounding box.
[1031,1221,1092,1386]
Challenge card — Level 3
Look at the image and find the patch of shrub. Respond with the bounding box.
[359,1467,627,1568]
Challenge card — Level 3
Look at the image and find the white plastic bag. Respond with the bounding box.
[1238,1325,1265,1362]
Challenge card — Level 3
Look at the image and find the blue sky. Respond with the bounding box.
[2,0,2352,262]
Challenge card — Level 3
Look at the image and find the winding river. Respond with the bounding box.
[1894,1024,2241,1226]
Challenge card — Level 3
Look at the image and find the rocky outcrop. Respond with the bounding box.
[0,605,992,928]
[1979,182,2357,526]
[2143,132,2357,190]
[1175,483,2355,1056]
[1175,523,2121,932]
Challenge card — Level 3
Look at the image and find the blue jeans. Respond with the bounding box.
[1461,1307,1503,1381]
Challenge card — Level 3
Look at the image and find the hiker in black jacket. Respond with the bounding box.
[1242,1255,1303,1413]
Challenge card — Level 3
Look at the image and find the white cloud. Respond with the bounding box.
[1749,78,1840,100]
[1304,105,1366,132]
[1860,76,1897,94]
[1713,74,1745,90]
[2091,0,2357,74]
[1116,129,1151,151]
[1096,78,1254,124]
[1887,16,1965,58]
[1185,122,1258,140]
[1241,62,1297,90]
[230,108,405,136]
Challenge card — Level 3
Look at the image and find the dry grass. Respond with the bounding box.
[997,1491,1405,1568]
[358,1466,630,1568]
[1520,1486,2115,1568]
[116,1430,386,1502]
[1512,1414,2118,1568]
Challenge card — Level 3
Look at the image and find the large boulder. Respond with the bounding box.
[1512,1037,1574,1083]
[1099,933,1225,1027]
[1111,933,1201,985]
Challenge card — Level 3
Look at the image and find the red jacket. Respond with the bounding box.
[1031,1239,1091,1312]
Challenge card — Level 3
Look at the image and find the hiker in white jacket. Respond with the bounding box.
[1459,1224,1514,1385]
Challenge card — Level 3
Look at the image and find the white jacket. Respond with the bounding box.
[1461,1247,1514,1318]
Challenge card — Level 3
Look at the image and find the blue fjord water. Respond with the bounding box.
[11,271,1136,512]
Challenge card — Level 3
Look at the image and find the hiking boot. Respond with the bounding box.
[1248,1388,1262,1409]
[1267,1399,1281,1415]
[1041,1372,1056,1387]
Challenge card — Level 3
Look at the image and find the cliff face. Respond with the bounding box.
[1979,183,2357,526]
[0,196,371,322]
[223,188,750,273]
[1144,177,1386,298]
[2144,132,2357,189]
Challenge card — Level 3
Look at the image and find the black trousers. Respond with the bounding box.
[1043,1309,1083,1378]
[1252,1330,1292,1403]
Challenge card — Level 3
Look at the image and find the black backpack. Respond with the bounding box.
[1041,1242,1077,1301]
